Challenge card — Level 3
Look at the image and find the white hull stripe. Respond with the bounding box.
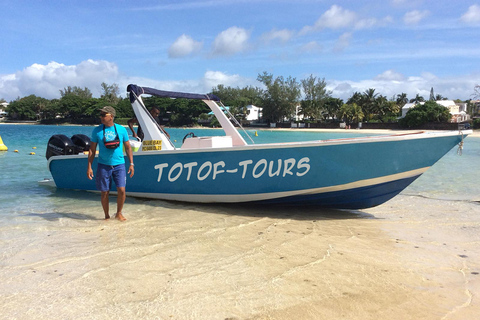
[125,167,429,203]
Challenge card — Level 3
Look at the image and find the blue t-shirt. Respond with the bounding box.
[91,124,129,166]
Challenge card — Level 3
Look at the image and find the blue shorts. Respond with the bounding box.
[95,163,126,192]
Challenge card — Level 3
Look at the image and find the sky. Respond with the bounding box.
[1,0,480,103]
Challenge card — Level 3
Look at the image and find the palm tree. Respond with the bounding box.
[409,94,425,104]
[361,88,379,120]
[396,93,408,107]
[338,103,364,126]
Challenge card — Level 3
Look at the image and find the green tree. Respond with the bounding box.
[347,92,362,105]
[376,96,400,122]
[60,86,92,99]
[299,74,331,120]
[409,94,425,103]
[474,84,480,99]
[400,101,451,127]
[211,84,263,118]
[396,93,408,107]
[7,95,48,120]
[338,103,364,126]
[429,87,435,101]
[360,88,379,121]
[100,82,120,104]
[323,97,343,121]
[58,94,86,120]
[257,71,301,123]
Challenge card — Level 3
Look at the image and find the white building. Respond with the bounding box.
[245,105,262,121]
[0,102,8,119]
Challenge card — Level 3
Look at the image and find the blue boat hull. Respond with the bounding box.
[48,131,465,209]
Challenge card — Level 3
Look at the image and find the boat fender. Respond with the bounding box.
[0,135,7,151]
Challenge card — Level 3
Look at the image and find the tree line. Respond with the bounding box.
[3,75,477,127]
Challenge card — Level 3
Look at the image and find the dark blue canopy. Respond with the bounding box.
[127,84,220,103]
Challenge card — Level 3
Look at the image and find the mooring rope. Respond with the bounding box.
[457,132,464,156]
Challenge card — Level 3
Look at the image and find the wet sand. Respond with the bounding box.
[1,194,479,320]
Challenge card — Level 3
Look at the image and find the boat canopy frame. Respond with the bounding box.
[126,84,252,147]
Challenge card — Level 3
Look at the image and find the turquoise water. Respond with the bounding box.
[0,124,478,219]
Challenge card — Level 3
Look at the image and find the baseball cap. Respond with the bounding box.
[99,106,116,117]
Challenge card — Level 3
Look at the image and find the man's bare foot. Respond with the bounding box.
[105,214,110,220]
[115,212,126,221]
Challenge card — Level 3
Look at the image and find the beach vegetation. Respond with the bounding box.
[1,77,467,128]
[299,75,332,120]
[337,103,364,126]
[400,101,451,128]
[256,71,301,123]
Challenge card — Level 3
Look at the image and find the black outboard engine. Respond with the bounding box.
[46,134,76,159]
[71,134,91,153]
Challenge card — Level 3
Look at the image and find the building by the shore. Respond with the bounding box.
[0,102,8,120]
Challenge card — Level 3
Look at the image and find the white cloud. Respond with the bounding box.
[355,16,394,30]
[403,10,430,25]
[300,5,392,34]
[298,41,323,54]
[329,70,478,101]
[0,60,119,101]
[301,5,357,34]
[168,34,203,58]
[260,28,294,44]
[0,60,258,101]
[211,27,250,56]
[374,70,405,81]
[334,32,352,52]
[461,4,480,24]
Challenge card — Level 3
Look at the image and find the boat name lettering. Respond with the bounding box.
[154,157,310,182]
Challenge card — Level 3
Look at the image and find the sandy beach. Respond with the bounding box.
[1,195,479,320]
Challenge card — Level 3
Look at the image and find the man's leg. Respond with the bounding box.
[112,164,127,221]
[100,191,110,219]
[115,187,126,221]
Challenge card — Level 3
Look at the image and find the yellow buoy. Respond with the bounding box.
[14,150,19,153]
[0,135,7,151]
[30,152,35,155]
[32,147,37,149]
[254,131,258,137]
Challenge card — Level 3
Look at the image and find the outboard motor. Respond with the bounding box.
[71,134,91,153]
[46,134,76,159]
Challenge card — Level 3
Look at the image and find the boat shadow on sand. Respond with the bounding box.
[38,187,376,221]
[175,202,376,221]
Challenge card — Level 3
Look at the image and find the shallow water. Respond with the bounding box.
[0,124,479,319]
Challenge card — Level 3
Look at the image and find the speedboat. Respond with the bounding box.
[46,84,470,209]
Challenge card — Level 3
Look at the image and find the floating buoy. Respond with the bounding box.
[0,135,7,151]
[14,150,19,153]
[30,152,36,155]
[32,147,37,149]
[254,131,258,137]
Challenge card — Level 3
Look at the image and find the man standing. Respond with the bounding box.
[127,106,170,140]
[87,106,134,221]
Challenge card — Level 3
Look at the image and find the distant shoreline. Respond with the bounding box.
[2,121,479,137]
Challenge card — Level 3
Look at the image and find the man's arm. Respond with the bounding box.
[87,142,97,180]
[124,141,135,178]
[127,117,138,138]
